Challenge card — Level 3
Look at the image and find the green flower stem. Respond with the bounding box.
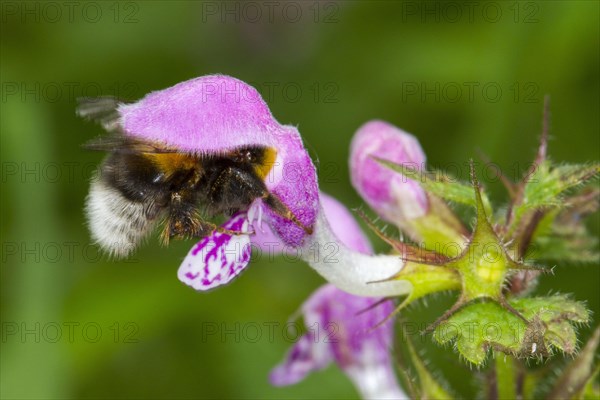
[494,352,518,400]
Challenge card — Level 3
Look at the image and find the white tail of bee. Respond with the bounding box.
[85,178,155,258]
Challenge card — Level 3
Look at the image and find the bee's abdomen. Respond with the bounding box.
[102,152,167,203]
[85,178,157,258]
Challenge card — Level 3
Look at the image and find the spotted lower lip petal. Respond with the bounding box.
[177,214,252,291]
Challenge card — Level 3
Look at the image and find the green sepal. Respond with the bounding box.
[523,162,598,208]
[432,296,589,366]
[388,262,462,313]
[373,157,493,214]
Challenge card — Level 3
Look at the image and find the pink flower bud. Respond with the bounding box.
[350,120,428,227]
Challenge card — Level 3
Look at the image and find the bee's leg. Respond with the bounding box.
[160,192,204,244]
[161,193,248,245]
[162,212,243,244]
[262,192,314,235]
[214,225,250,236]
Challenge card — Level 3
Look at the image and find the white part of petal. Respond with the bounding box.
[247,202,256,223]
[247,200,265,233]
[345,342,408,399]
[257,203,264,232]
[301,208,412,297]
[391,178,427,220]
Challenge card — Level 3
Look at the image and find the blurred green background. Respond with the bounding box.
[2,1,598,399]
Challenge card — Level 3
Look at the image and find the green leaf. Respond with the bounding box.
[406,340,454,400]
[532,234,599,264]
[396,324,455,400]
[546,326,600,400]
[530,201,599,264]
[516,162,599,216]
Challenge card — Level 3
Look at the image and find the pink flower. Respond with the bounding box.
[270,194,407,399]
[113,75,318,290]
[350,120,428,232]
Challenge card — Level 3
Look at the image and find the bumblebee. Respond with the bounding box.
[79,97,311,258]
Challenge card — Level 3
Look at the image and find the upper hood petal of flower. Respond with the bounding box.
[120,75,318,253]
[119,75,281,153]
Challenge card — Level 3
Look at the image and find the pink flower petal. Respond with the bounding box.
[119,75,280,153]
[270,284,406,398]
[177,214,252,291]
[350,120,429,223]
[269,333,333,386]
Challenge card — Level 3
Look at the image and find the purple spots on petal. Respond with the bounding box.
[185,271,199,280]
[177,214,253,291]
[191,237,210,256]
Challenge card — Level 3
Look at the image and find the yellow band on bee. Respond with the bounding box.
[145,153,198,177]
[254,147,278,180]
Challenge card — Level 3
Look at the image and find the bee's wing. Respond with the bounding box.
[82,135,179,154]
[77,96,124,132]
[78,97,191,155]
